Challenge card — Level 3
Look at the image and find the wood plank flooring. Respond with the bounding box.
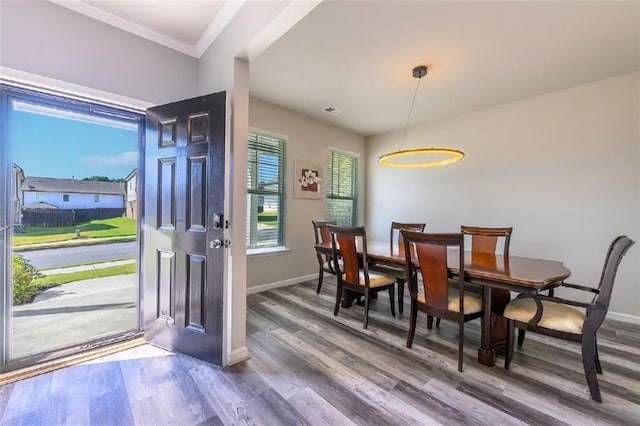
[1,278,639,425]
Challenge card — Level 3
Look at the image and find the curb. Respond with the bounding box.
[13,237,136,252]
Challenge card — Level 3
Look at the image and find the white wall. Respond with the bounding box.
[0,1,198,104]
[198,2,290,95]
[367,72,640,318]
[248,97,366,289]
[126,175,136,202]
[23,192,123,209]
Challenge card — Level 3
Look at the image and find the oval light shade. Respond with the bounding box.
[378,147,465,168]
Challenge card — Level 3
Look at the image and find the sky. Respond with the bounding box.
[10,101,139,180]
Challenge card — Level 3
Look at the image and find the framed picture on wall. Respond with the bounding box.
[294,160,322,199]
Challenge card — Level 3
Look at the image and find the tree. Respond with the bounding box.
[82,176,124,182]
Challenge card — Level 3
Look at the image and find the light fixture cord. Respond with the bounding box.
[399,75,423,151]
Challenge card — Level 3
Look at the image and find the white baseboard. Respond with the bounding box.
[227,346,250,366]
[247,274,317,295]
[607,311,640,325]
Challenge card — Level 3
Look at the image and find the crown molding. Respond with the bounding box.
[195,0,246,57]
[49,0,198,58]
[239,0,322,61]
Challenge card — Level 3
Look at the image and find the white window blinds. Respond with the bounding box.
[326,150,358,226]
[246,132,286,249]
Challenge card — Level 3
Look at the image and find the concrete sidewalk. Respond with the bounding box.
[40,259,136,276]
[12,273,137,358]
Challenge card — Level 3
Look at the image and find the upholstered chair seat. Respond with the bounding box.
[344,271,396,288]
[417,290,482,314]
[504,298,585,334]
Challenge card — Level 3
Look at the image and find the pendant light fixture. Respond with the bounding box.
[378,65,465,168]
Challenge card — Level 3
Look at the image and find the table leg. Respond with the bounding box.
[478,287,511,366]
[341,289,358,308]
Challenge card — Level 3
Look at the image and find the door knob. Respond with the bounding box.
[209,239,223,249]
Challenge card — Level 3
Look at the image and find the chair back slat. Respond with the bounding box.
[402,231,464,311]
[319,226,331,244]
[391,222,426,256]
[461,226,512,256]
[311,220,339,294]
[471,235,498,255]
[312,220,336,244]
[415,242,449,310]
[336,233,360,284]
[594,235,635,306]
[330,225,367,286]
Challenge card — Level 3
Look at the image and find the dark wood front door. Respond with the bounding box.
[143,92,226,365]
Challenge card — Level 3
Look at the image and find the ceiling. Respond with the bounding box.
[54,1,639,137]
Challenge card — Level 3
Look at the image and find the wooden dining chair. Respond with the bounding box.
[402,231,483,372]
[504,235,634,402]
[431,225,512,328]
[330,225,396,329]
[312,220,337,294]
[370,221,426,314]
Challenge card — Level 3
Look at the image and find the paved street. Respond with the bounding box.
[19,241,137,269]
[12,274,137,359]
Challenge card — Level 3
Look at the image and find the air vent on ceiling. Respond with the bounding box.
[322,105,342,116]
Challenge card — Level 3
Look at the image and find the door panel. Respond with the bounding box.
[143,92,226,365]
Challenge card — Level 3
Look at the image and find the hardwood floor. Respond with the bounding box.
[1,278,639,425]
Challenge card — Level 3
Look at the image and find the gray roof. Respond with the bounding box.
[22,177,125,195]
[23,202,58,209]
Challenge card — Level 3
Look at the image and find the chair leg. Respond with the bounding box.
[406,299,417,348]
[458,320,464,372]
[427,315,434,330]
[436,317,441,328]
[363,288,370,329]
[505,320,515,370]
[333,282,342,316]
[388,287,396,317]
[517,329,526,347]
[595,336,603,374]
[316,267,324,294]
[582,334,602,402]
[397,279,404,314]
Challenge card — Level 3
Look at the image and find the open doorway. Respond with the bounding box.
[1,85,144,371]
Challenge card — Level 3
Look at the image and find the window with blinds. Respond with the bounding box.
[326,150,358,226]
[247,132,286,249]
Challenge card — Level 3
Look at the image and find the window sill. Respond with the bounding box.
[247,246,290,258]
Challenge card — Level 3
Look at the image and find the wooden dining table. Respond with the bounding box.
[315,240,571,367]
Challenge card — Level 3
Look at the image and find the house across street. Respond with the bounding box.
[22,176,125,209]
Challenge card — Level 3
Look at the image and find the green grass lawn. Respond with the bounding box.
[32,263,136,288]
[13,217,136,246]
